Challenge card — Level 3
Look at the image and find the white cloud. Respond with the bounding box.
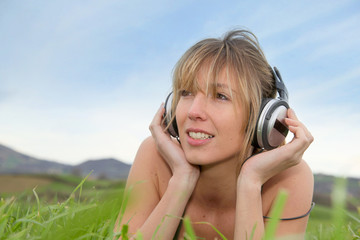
[289,65,360,106]
[0,100,154,165]
[251,0,355,39]
[283,66,360,177]
[303,109,360,177]
[0,59,174,165]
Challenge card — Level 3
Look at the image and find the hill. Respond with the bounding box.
[72,158,131,179]
[0,143,359,207]
[0,143,131,179]
[313,173,360,210]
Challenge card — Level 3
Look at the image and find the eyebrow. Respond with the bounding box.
[214,83,237,94]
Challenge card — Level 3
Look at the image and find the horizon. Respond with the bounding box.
[0,0,359,178]
[0,141,358,179]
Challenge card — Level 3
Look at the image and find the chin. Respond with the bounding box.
[185,154,211,166]
[185,153,224,166]
[185,151,241,167]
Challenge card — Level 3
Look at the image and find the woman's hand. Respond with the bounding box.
[149,104,200,181]
[239,108,314,185]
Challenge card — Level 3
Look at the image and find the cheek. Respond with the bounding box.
[225,114,245,142]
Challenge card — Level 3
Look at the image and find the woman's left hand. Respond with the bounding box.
[239,108,314,185]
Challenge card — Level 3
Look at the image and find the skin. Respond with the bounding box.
[115,69,314,240]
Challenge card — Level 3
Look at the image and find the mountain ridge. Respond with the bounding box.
[1,143,359,209]
[0,143,131,179]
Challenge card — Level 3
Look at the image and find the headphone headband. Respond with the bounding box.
[272,66,288,101]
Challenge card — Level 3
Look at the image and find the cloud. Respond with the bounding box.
[0,56,174,164]
[289,65,360,107]
[0,98,155,164]
[288,65,360,176]
[303,108,360,177]
[250,0,355,39]
[265,12,360,62]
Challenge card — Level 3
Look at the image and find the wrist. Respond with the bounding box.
[237,171,262,191]
[170,170,199,192]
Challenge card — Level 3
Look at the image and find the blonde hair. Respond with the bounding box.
[170,29,277,167]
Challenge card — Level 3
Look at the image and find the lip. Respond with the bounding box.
[186,128,214,146]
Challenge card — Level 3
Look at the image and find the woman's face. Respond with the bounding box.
[175,66,245,166]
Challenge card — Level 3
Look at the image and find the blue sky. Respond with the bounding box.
[0,0,359,177]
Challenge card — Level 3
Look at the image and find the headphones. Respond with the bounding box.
[163,66,289,150]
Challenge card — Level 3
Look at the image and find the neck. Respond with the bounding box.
[191,158,238,209]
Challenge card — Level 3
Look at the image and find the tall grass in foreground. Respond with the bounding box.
[0,173,124,240]
[0,175,359,239]
[305,177,360,240]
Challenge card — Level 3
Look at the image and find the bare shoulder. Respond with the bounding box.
[127,136,171,194]
[133,136,162,169]
[262,160,314,218]
[118,136,172,231]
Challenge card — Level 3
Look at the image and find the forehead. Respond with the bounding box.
[174,61,244,112]
[191,64,239,94]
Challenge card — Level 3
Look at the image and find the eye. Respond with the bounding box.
[216,92,229,101]
[180,90,193,97]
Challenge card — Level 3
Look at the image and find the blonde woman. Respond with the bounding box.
[116,29,314,240]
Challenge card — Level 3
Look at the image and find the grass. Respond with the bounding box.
[0,174,359,239]
[305,177,360,240]
[0,173,125,240]
[263,190,288,240]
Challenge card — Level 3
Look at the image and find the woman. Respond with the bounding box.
[116,29,314,239]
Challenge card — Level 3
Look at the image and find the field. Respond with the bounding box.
[0,174,359,239]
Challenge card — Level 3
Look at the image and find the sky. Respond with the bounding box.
[0,0,359,177]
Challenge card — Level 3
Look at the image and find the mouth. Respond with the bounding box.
[188,131,214,140]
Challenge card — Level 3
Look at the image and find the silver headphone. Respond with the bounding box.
[252,67,289,150]
[164,67,289,150]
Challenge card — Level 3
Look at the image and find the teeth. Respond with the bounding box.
[189,132,214,140]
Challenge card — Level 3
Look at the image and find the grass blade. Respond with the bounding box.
[263,190,288,240]
[194,221,228,240]
[32,186,41,218]
[136,230,144,240]
[332,177,347,238]
[121,224,129,240]
[183,216,197,240]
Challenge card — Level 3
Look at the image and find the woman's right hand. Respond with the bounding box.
[117,104,199,239]
[149,104,200,180]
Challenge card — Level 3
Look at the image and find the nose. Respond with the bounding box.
[188,93,207,121]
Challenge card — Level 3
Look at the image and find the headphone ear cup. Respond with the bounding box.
[252,99,271,149]
[253,98,289,150]
[164,92,179,138]
[169,117,179,137]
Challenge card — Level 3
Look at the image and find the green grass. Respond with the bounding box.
[305,178,360,240]
[0,173,125,240]
[0,175,359,239]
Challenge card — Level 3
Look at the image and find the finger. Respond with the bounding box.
[149,104,166,134]
[287,108,299,121]
[156,103,165,123]
[284,117,300,127]
[286,126,307,155]
[285,117,313,141]
[285,109,314,140]
[288,125,313,148]
[288,125,306,139]
[150,103,164,124]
